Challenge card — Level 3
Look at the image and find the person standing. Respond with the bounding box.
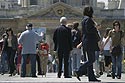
[94,24,102,77]
[75,6,101,82]
[4,28,18,76]
[53,17,72,78]
[103,20,124,79]
[18,23,43,77]
[38,41,49,76]
[101,28,112,77]
[0,34,8,75]
[71,22,82,75]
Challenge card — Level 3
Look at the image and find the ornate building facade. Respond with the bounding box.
[20,0,97,8]
[0,0,125,47]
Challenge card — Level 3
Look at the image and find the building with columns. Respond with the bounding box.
[20,0,97,8]
[0,0,125,48]
[119,0,125,9]
[0,0,18,9]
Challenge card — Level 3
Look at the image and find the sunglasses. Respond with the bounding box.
[114,24,119,26]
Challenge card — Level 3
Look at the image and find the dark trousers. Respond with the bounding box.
[21,54,36,77]
[77,50,97,81]
[57,50,70,77]
[36,55,41,74]
[7,47,16,74]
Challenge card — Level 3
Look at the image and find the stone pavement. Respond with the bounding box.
[0,73,125,83]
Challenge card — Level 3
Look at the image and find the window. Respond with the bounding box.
[60,0,66,3]
[53,0,59,3]
[1,3,5,9]
[30,0,37,5]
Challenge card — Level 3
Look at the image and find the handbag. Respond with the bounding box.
[111,45,122,56]
[111,31,123,56]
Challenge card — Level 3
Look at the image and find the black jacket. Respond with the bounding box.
[3,35,18,51]
[53,25,72,52]
[81,16,100,51]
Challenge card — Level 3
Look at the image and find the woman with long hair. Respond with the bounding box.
[4,28,18,76]
[75,6,101,82]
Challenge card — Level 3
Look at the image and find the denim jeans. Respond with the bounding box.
[94,51,100,74]
[71,48,81,72]
[1,51,7,73]
[21,54,36,77]
[111,54,122,77]
[68,55,72,76]
[78,50,97,81]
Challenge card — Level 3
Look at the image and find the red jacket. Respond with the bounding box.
[40,43,49,56]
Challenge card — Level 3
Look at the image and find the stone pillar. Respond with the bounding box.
[21,0,30,7]
[119,0,125,9]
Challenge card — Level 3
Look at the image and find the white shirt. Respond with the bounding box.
[102,37,112,50]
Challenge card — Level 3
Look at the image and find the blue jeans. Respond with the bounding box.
[78,50,97,81]
[111,54,122,77]
[68,55,72,76]
[94,51,100,74]
[1,51,7,73]
[21,54,36,77]
[71,48,81,72]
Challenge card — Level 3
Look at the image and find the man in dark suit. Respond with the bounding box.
[53,17,72,78]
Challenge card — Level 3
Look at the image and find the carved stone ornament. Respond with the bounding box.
[53,6,65,16]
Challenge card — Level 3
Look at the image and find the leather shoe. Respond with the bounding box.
[89,79,101,82]
[32,75,37,78]
[74,71,81,81]
[111,73,115,79]
[64,76,72,78]
[116,76,121,79]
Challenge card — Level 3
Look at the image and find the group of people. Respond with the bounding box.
[0,5,124,82]
[53,6,124,82]
[0,23,51,77]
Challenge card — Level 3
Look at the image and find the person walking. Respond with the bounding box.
[18,23,43,77]
[75,6,101,82]
[53,17,72,78]
[103,20,124,79]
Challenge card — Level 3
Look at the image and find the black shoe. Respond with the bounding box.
[57,73,61,78]
[1,73,4,75]
[116,76,121,79]
[107,74,111,77]
[89,79,101,82]
[64,76,72,78]
[57,75,61,78]
[74,71,81,81]
[37,73,42,75]
[13,72,16,76]
[99,72,103,75]
[111,73,115,79]
[32,75,37,78]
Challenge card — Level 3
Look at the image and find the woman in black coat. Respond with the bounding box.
[75,6,101,82]
[4,28,18,76]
